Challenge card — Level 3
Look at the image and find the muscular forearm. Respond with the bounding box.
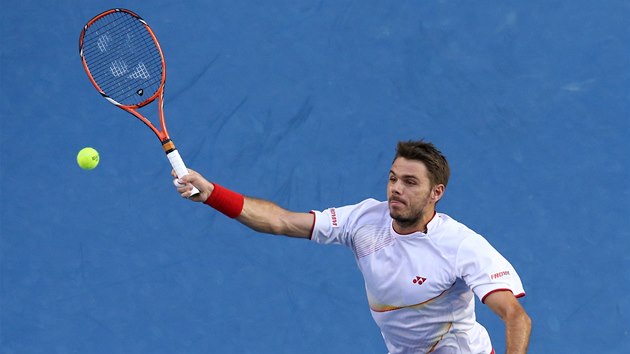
[484,291,531,354]
[504,311,531,354]
[237,197,313,238]
[237,197,287,234]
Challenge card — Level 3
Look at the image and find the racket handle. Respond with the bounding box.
[166,149,200,196]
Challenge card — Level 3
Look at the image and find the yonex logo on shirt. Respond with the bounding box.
[412,276,427,285]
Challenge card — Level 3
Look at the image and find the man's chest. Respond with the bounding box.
[356,237,458,310]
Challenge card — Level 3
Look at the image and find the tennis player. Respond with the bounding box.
[173,140,531,354]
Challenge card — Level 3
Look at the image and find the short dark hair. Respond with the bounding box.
[394,140,450,187]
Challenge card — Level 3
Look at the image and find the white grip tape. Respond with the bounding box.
[167,150,200,196]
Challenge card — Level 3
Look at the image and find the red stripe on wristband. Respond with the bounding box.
[204,183,244,218]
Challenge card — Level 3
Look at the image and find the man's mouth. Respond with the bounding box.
[389,198,405,206]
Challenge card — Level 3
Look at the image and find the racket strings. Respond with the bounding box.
[84,20,161,102]
[84,15,160,76]
[82,11,164,106]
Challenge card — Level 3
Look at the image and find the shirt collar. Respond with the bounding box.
[426,211,440,234]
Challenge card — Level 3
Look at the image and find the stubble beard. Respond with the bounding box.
[390,207,425,230]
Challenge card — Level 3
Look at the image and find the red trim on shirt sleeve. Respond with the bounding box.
[481,288,526,303]
[308,211,316,240]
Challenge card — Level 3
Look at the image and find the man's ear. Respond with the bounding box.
[432,184,445,202]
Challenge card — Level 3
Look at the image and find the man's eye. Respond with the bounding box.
[405,179,417,185]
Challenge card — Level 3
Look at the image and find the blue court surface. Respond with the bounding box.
[1,1,629,353]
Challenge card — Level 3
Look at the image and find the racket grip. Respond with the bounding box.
[166,149,200,196]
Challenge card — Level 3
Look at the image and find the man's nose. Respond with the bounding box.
[390,180,402,195]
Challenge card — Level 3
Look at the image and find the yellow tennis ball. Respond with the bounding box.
[77,147,100,170]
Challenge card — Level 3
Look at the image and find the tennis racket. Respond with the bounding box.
[79,8,199,196]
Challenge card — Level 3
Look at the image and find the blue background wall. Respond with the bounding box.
[1,1,629,353]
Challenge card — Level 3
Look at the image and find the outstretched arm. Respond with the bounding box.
[484,290,531,354]
[174,169,314,238]
[237,197,314,238]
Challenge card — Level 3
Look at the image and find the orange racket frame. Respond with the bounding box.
[79,8,198,195]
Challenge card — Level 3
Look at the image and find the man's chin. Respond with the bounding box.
[390,212,411,224]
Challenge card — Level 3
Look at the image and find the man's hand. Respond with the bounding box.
[172,169,214,202]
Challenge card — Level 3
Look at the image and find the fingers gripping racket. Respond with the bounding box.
[79,8,199,196]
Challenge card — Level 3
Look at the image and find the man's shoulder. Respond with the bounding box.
[432,213,481,245]
[335,198,386,212]
[337,198,390,225]
[355,198,387,208]
[355,198,390,215]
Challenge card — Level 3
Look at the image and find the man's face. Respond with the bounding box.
[388,157,442,231]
